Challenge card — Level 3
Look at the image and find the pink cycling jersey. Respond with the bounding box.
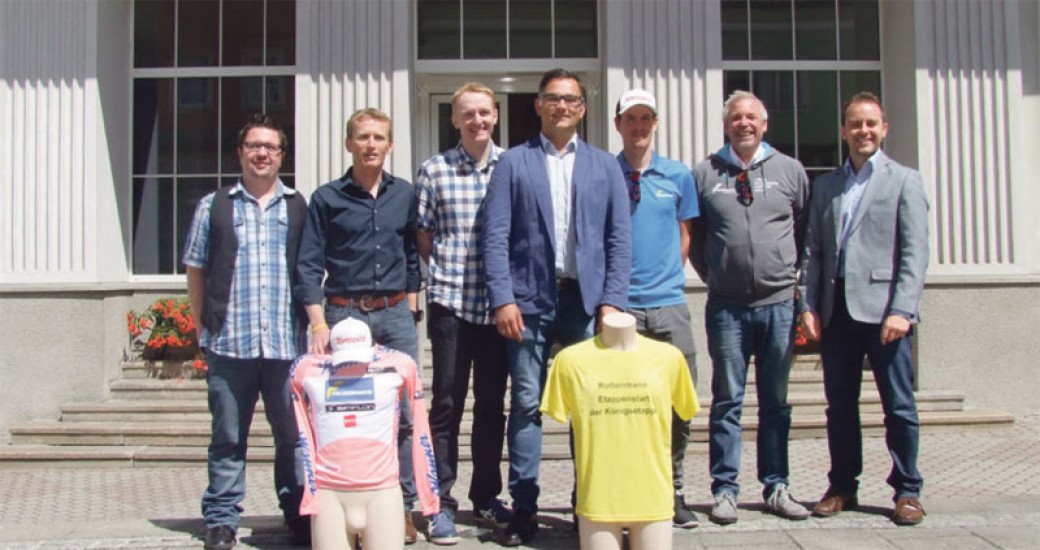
[290,348,440,516]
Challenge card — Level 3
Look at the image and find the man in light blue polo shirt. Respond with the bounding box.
[614,89,701,528]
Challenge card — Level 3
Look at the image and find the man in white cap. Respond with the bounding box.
[614,89,701,528]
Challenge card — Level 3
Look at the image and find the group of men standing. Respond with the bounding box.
[183,66,930,550]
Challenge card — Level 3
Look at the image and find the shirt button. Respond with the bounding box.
[376,264,381,268]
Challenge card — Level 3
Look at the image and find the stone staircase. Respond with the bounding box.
[0,356,1015,467]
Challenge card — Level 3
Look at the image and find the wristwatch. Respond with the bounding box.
[412,309,424,323]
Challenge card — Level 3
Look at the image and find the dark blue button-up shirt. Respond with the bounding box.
[295,168,421,306]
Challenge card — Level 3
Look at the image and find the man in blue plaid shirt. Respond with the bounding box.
[415,82,512,545]
[183,114,309,550]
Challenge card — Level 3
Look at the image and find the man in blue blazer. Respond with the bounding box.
[481,68,631,546]
[798,92,930,526]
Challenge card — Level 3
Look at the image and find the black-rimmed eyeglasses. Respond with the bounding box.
[538,93,585,107]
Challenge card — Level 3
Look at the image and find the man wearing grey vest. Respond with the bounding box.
[183,114,309,550]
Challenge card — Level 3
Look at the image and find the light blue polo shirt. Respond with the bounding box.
[618,152,700,308]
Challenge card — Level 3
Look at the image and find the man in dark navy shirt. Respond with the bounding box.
[294,107,423,542]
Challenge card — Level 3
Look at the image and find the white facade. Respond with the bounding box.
[1,0,1039,436]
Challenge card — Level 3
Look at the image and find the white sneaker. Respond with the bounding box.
[765,484,810,520]
[709,492,739,525]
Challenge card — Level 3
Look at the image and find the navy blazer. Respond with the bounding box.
[481,136,631,317]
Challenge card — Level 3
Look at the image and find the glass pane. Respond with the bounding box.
[796,71,840,169]
[464,0,507,58]
[134,0,175,67]
[221,176,239,188]
[222,0,264,66]
[133,177,175,274]
[723,71,752,100]
[510,0,551,58]
[133,78,175,175]
[721,0,749,61]
[221,77,261,173]
[176,178,219,273]
[838,0,879,60]
[418,0,461,59]
[751,70,795,157]
[839,70,882,103]
[266,76,296,173]
[178,0,220,67]
[177,77,219,174]
[438,103,460,153]
[795,0,836,60]
[507,93,540,146]
[554,0,597,58]
[807,168,832,183]
[750,0,793,60]
[267,0,296,65]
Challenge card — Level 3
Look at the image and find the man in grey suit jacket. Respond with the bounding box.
[481,68,631,546]
[798,92,930,526]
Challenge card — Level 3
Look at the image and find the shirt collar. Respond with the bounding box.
[455,141,501,170]
[727,144,765,169]
[229,179,294,200]
[843,150,881,179]
[615,150,659,176]
[342,167,392,192]
[539,133,578,156]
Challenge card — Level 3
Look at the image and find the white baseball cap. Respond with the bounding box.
[330,318,375,365]
[615,89,658,117]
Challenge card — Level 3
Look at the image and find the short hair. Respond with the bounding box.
[723,90,769,122]
[451,82,497,114]
[842,91,885,124]
[538,68,587,101]
[237,113,288,152]
[346,108,393,141]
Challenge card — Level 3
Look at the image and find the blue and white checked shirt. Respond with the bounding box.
[415,142,503,325]
[182,181,300,359]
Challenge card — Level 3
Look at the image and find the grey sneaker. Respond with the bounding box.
[765,484,810,520]
[709,492,739,525]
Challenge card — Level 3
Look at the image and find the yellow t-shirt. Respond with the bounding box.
[540,335,699,522]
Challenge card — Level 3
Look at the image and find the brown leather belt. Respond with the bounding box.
[328,291,405,312]
[557,278,579,292]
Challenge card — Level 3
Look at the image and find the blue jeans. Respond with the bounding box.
[202,352,303,528]
[820,282,922,498]
[426,303,509,512]
[630,303,698,491]
[706,299,795,499]
[507,286,593,514]
[326,300,418,508]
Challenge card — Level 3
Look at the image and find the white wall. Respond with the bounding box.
[294,0,414,197]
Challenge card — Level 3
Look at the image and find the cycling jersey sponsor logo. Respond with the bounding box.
[299,432,317,495]
[419,433,440,494]
[326,377,375,402]
[326,377,376,412]
[343,415,357,428]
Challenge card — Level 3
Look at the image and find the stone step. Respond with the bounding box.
[9,406,1011,452]
[0,409,1014,468]
[105,368,863,402]
[59,386,965,427]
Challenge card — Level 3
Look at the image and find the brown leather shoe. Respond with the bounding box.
[892,497,925,525]
[404,511,418,544]
[812,490,858,517]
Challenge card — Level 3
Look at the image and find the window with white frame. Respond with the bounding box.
[416,0,597,60]
[132,0,296,275]
[721,0,882,180]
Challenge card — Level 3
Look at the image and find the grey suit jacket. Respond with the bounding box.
[798,150,930,327]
